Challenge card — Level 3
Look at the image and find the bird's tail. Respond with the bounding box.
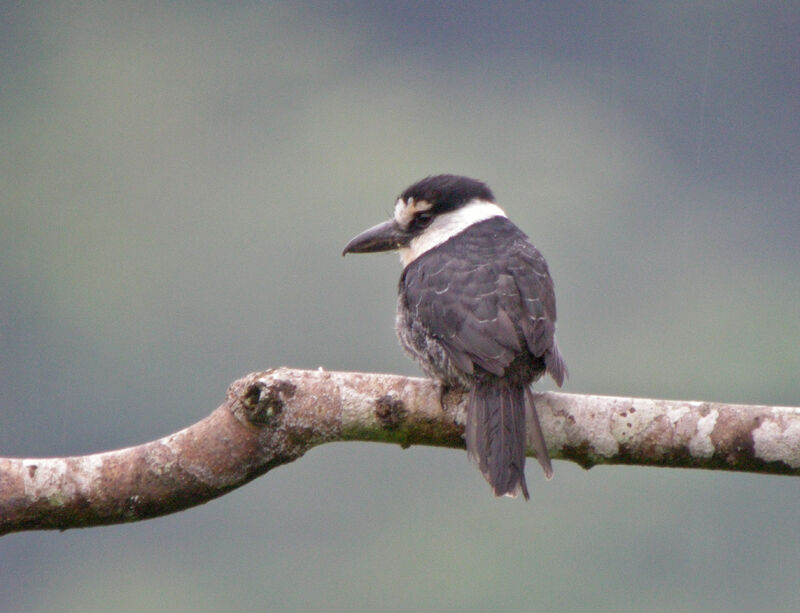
[465,380,553,499]
[525,385,554,481]
[465,380,541,500]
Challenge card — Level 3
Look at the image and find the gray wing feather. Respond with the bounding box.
[401,218,565,384]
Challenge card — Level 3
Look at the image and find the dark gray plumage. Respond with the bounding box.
[397,216,565,498]
[344,175,566,499]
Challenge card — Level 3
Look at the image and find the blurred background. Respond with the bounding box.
[2,2,798,611]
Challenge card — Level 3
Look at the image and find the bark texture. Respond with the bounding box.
[1,367,798,536]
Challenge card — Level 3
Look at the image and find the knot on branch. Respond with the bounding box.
[234,377,296,427]
[375,394,407,430]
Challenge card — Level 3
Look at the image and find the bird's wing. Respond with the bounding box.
[401,217,565,383]
[506,237,557,357]
[507,236,567,385]
[401,225,524,377]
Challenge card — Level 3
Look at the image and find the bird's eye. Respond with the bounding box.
[415,213,434,228]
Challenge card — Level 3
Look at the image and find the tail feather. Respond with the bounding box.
[525,386,553,480]
[466,381,530,499]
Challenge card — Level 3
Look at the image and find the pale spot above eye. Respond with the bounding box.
[394,197,434,228]
[394,198,411,227]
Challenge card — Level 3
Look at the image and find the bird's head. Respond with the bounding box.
[342,175,507,266]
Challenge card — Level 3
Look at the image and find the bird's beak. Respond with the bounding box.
[342,219,413,255]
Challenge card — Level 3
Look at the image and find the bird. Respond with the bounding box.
[342,174,566,499]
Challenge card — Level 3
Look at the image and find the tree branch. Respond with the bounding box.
[2,367,798,536]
